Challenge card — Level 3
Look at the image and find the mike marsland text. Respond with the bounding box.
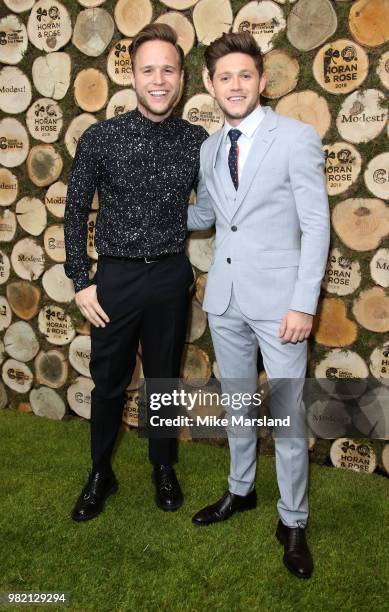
[149,415,291,427]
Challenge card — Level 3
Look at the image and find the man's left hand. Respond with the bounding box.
[279,310,313,344]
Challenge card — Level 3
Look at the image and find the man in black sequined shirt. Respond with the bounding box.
[64,106,206,294]
[64,24,207,522]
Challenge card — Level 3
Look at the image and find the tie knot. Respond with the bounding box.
[228,129,242,144]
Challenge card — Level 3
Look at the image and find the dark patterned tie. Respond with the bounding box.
[228,129,242,190]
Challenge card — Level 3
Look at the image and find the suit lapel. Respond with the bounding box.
[230,107,278,220]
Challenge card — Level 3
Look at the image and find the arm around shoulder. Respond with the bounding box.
[187,144,216,232]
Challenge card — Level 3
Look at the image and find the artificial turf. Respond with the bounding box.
[0,409,388,612]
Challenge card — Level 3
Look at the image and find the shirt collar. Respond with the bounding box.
[131,107,177,137]
[223,105,265,142]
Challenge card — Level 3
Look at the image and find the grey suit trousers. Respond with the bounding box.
[208,285,309,528]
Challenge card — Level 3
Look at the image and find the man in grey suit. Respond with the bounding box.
[187,32,330,579]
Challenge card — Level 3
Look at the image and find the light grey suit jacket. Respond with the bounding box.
[187,106,330,320]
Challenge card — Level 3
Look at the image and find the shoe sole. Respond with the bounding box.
[71,481,119,522]
[192,500,257,526]
[275,530,312,579]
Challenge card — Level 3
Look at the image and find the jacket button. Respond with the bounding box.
[231,226,237,232]
[227,257,231,264]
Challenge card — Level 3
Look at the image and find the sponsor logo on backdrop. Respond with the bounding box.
[373,168,388,184]
[33,4,63,49]
[325,253,353,288]
[18,254,44,263]
[41,305,73,340]
[46,195,65,207]
[7,367,31,384]
[0,28,24,47]
[324,44,357,86]
[0,137,23,151]
[326,367,355,380]
[238,18,280,36]
[0,220,14,233]
[324,145,360,193]
[187,107,222,127]
[28,100,62,142]
[338,440,374,472]
[113,42,132,75]
[48,237,65,250]
[75,391,91,404]
[314,39,368,94]
[340,100,386,124]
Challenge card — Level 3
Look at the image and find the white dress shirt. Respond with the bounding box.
[224,105,265,181]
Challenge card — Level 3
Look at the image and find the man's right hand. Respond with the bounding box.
[75,284,110,328]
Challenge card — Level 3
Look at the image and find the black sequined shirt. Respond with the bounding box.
[64,108,208,292]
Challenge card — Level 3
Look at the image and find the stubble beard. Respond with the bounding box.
[136,86,181,120]
[219,96,260,125]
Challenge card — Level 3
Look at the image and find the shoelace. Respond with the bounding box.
[158,470,174,491]
[83,471,109,500]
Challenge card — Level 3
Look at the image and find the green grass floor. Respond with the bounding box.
[0,409,388,612]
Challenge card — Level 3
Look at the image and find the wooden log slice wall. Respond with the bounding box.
[6,280,41,320]
[32,52,71,100]
[0,0,388,466]
[0,66,32,114]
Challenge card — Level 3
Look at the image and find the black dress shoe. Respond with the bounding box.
[276,519,313,579]
[192,489,257,526]
[152,465,183,512]
[71,470,118,522]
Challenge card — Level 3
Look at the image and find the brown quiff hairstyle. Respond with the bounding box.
[205,32,264,80]
[129,23,185,71]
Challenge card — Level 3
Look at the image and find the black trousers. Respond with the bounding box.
[89,252,193,472]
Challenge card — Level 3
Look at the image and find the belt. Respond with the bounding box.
[100,252,183,264]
